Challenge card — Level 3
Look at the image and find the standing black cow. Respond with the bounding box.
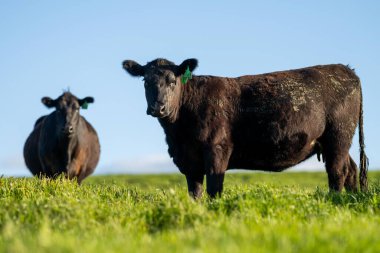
[23,92,100,183]
[123,58,368,198]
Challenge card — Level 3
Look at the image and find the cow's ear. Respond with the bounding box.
[41,97,56,108]
[122,60,145,77]
[79,97,94,109]
[176,58,198,76]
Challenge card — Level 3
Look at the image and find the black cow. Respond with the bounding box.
[23,92,100,183]
[123,58,368,198]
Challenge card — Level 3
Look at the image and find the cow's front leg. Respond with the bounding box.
[204,144,232,198]
[67,160,82,183]
[206,173,225,198]
[186,174,204,199]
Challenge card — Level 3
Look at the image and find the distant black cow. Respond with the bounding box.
[24,92,100,183]
[123,58,368,198]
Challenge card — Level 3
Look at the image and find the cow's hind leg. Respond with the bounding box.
[325,155,345,192]
[343,155,358,192]
[322,132,354,193]
[321,93,359,192]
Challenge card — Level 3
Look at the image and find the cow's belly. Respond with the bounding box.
[229,137,318,171]
[229,96,325,171]
[229,121,324,171]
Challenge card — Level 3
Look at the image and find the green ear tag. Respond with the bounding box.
[181,66,192,85]
[81,101,88,110]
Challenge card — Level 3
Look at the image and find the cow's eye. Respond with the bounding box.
[72,104,79,111]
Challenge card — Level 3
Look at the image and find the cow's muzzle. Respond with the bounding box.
[62,125,75,136]
[147,102,166,118]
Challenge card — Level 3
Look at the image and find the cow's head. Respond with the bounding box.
[122,58,198,121]
[41,92,94,138]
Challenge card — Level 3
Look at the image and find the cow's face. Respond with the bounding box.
[123,58,198,120]
[42,92,94,138]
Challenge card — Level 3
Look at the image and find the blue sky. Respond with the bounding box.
[0,1,379,176]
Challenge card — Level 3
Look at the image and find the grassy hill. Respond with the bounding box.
[1,171,380,252]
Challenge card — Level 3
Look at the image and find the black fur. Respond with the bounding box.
[24,92,100,184]
[123,59,368,197]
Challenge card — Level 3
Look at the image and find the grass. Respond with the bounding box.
[0,171,380,253]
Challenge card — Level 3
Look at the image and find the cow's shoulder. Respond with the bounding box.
[34,115,47,128]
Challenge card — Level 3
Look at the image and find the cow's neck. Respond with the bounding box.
[158,77,202,138]
[158,76,199,126]
[180,77,204,117]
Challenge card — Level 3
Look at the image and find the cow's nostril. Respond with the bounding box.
[159,105,165,113]
[68,126,74,133]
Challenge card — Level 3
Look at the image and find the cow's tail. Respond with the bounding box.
[359,85,369,191]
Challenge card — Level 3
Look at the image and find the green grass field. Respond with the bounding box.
[1,171,380,253]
